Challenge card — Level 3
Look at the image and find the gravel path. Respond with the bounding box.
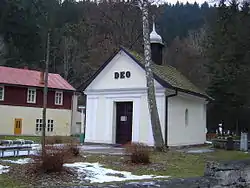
[34,177,220,188]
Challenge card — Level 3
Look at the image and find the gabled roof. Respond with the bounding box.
[79,47,210,99]
[0,66,75,91]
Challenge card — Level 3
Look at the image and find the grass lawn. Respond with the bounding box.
[0,147,249,187]
[0,135,78,143]
[0,135,41,143]
[82,148,250,178]
[0,174,27,188]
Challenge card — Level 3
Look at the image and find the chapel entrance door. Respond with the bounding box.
[115,102,133,144]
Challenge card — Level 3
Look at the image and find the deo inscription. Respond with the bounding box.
[114,71,131,79]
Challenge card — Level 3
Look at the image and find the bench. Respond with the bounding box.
[0,140,34,145]
[0,140,34,157]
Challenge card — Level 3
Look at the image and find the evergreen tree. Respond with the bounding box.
[0,0,214,89]
[205,0,250,133]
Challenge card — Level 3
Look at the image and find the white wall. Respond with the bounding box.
[84,49,207,147]
[71,110,81,135]
[167,93,206,146]
[85,90,207,147]
[85,95,99,143]
[0,105,72,136]
[139,93,165,146]
[71,93,81,135]
[84,49,165,145]
[85,50,162,93]
[84,90,165,146]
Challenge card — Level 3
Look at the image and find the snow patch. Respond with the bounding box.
[64,162,169,183]
[127,181,161,187]
[23,144,112,151]
[205,141,213,144]
[31,144,40,150]
[81,145,112,150]
[186,148,214,154]
[0,150,37,158]
[3,143,115,151]
[0,164,9,174]
[1,158,33,164]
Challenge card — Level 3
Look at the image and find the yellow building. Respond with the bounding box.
[0,66,79,136]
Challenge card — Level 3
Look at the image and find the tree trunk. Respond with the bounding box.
[42,31,50,156]
[63,36,69,80]
[141,0,165,150]
[236,119,239,136]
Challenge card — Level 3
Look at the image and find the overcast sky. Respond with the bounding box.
[165,0,203,4]
[75,0,218,6]
[156,0,217,5]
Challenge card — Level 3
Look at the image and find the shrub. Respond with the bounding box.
[45,136,62,145]
[124,142,150,164]
[31,145,70,173]
[206,133,217,140]
[225,137,234,150]
[212,139,226,149]
[45,136,76,145]
[66,140,80,157]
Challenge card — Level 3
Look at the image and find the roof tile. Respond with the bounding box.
[127,48,209,98]
[0,66,75,91]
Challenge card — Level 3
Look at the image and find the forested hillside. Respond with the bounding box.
[0,0,250,132]
[0,0,213,87]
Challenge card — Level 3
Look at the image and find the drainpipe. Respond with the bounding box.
[166,89,178,98]
[165,89,178,147]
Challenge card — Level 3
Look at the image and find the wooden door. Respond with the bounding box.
[116,102,133,144]
[14,118,22,135]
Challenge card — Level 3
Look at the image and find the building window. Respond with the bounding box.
[0,86,4,101]
[185,109,188,126]
[47,119,54,132]
[36,119,43,132]
[27,88,36,103]
[55,91,63,105]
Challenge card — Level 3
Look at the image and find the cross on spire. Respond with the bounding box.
[152,15,156,31]
[149,15,163,45]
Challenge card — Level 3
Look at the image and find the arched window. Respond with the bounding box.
[185,109,188,126]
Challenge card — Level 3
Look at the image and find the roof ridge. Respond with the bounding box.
[121,48,179,70]
[0,65,61,76]
[77,47,210,99]
[121,48,210,99]
[153,63,206,94]
[0,66,75,91]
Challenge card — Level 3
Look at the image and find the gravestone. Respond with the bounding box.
[226,137,234,150]
[240,132,248,151]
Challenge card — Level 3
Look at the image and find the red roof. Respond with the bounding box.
[0,66,75,91]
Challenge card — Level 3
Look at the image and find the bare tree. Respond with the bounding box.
[164,27,210,91]
[0,36,6,65]
[63,36,70,80]
[62,36,77,80]
[42,31,50,156]
[138,0,165,150]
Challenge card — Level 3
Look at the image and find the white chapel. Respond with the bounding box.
[80,23,210,147]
